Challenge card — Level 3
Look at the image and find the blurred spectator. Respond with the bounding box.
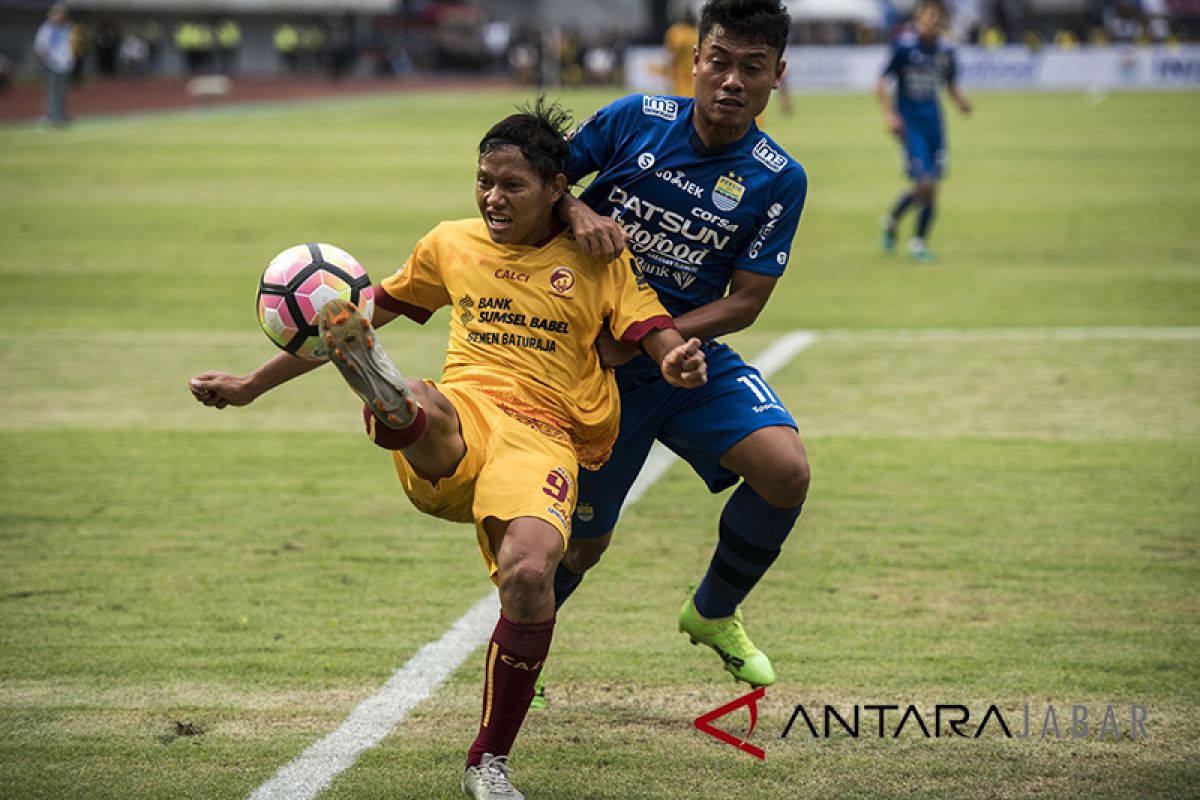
[482,20,511,71]
[70,16,87,85]
[583,41,617,86]
[94,18,119,77]
[560,28,583,87]
[0,51,11,91]
[274,23,300,73]
[139,20,164,73]
[175,22,214,74]
[216,19,241,74]
[1104,0,1144,41]
[1054,28,1080,47]
[508,39,538,85]
[33,3,75,127]
[300,25,326,72]
[118,31,149,77]
[328,22,357,80]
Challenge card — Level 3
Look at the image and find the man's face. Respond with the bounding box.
[475,146,564,246]
[692,25,784,137]
[914,4,947,39]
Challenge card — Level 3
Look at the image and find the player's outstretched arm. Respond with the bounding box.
[947,84,973,115]
[189,352,320,409]
[558,193,626,261]
[642,329,707,389]
[189,304,403,408]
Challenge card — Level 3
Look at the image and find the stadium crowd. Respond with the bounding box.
[3,0,1195,88]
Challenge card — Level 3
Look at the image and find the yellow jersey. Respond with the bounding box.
[663,22,698,97]
[378,219,673,469]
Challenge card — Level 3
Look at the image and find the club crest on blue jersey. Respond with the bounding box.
[713,173,745,212]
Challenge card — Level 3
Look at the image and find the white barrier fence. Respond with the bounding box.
[625,44,1200,92]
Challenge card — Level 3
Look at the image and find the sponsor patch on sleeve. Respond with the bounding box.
[642,96,679,121]
[752,139,788,173]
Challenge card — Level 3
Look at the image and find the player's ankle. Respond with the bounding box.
[364,404,428,450]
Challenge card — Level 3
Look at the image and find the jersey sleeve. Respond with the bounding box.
[566,95,636,184]
[605,252,676,345]
[376,226,451,324]
[737,165,808,278]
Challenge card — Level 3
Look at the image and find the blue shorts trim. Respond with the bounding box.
[572,342,797,539]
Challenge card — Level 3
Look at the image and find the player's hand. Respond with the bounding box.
[957,96,974,116]
[189,371,256,409]
[661,338,706,389]
[595,327,640,368]
[568,203,627,261]
[886,110,905,138]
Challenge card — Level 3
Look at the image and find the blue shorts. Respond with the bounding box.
[902,121,945,181]
[573,341,797,538]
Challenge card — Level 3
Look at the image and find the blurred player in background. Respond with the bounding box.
[662,5,699,96]
[189,101,705,800]
[548,0,809,696]
[876,0,973,262]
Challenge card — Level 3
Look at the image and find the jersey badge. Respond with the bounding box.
[712,172,745,212]
[752,138,788,173]
[642,96,679,121]
[549,267,576,295]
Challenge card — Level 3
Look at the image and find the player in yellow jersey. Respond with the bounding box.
[662,7,699,96]
[188,100,706,800]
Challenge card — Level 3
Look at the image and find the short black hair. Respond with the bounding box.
[478,98,572,185]
[916,0,948,15]
[698,0,790,57]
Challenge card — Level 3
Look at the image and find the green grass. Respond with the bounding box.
[1,89,1198,799]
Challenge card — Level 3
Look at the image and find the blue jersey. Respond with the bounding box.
[883,31,958,128]
[567,94,807,318]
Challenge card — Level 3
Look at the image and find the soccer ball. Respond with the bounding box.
[256,243,375,361]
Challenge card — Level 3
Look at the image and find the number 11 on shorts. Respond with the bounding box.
[737,374,778,404]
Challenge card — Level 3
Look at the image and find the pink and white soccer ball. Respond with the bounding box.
[256,243,375,361]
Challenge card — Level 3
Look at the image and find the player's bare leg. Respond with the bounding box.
[463,516,560,799]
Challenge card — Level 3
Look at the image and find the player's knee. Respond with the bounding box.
[500,552,557,593]
[752,450,810,509]
[563,534,611,573]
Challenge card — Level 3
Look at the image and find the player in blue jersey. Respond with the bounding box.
[876,0,972,262]
[544,0,809,693]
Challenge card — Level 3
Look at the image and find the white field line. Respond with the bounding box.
[247,593,500,800]
[245,330,819,800]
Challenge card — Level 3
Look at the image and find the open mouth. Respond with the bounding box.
[485,211,514,232]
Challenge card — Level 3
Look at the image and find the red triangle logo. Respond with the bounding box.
[694,686,767,761]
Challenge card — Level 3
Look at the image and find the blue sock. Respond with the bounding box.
[693,483,803,620]
[916,201,936,240]
[553,563,584,610]
[889,191,915,224]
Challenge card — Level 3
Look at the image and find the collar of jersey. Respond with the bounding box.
[685,108,761,159]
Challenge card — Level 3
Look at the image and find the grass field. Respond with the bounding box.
[1,88,1198,799]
